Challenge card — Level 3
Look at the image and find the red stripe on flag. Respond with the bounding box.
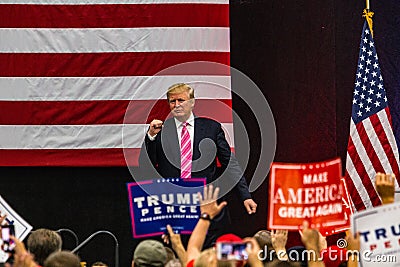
[355,119,385,172]
[370,109,400,185]
[0,99,232,125]
[344,171,366,211]
[0,52,230,77]
[0,148,138,166]
[0,4,229,28]
[347,136,381,206]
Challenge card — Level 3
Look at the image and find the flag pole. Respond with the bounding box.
[363,0,374,37]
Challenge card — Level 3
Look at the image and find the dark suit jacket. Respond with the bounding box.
[139,117,251,201]
[139,117,252,246]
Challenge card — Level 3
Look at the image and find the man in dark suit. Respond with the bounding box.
[139,83,257,247]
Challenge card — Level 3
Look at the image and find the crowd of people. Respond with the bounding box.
[0,226,108,267]
[0,172,395,267]
[134,172,395,267]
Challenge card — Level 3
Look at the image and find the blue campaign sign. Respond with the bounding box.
[127,178,206,238]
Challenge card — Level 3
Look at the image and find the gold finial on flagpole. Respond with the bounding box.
[363,0,374,38]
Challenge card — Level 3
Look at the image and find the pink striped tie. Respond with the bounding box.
[180,122,192,178]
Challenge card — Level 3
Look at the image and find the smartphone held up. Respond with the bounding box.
[216,241,251,261]
[1,225,15,253]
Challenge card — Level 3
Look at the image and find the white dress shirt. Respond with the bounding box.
[147,113,195,153]
[174,113,194,153]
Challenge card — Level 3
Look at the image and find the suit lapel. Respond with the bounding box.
[161,118,180,168]
[193,117,205,162]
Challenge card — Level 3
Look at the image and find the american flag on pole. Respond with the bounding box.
[344,14,400,211]
[0,1,233,166]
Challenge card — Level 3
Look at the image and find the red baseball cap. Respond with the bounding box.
[216,233,243,243]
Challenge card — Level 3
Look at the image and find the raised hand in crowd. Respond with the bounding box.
[271,229,288,261]
[300,221,325,267]
[0,214,7,225]
[318,231,327,251]
[345,230,360,267]
[11,253,36,267]
[345,230,360,251]
[198,184,227,218]
[186,184,227,266]
[375,172,395,204]
[5,236,36,267]
[162,224,187,266]
[243,237,263,267]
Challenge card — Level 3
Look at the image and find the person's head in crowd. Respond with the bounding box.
[215,234,246,267]
[193,233,248,267]
[193,248,235,267]
[266,258,301,267]
[43,251,81,267]
[286,246,307,267]
[27,228,62,266]
[253,230,274,262]
[166,83,195,122]
[215,233,243,263]
[165,258,182,267]
[194,248,216,267]
[132,240,167,267]
[320,245,347,267]
[91,261,108,267]
[164,246,176,263]
[216,233,242,244]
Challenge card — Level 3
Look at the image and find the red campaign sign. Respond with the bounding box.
[268,158,349,235]
[331,178,353,234]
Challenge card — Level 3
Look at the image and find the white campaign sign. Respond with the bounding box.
[352,202,400,266]
[0,195,33,262]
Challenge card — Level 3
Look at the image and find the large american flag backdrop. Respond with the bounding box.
[0,1,234,166]
[344,18,400,211]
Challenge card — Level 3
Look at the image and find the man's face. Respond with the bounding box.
[168,92,194,121]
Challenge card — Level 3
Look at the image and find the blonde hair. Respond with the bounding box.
[194,248,216,267]
[167,83,194,100]
[194,248,236,267]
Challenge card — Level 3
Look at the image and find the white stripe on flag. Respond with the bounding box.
[0,123,234,149]
[0,0,228,4]
[0,76,232,101]
[0,28,229,53]
[351,119,377,180]
[362,116,394,174]
[376,110,400,189]
[346,152,373,208]
[377,110,400,163]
